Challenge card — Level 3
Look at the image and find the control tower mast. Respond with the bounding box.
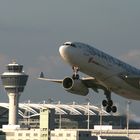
[1,61,28,125]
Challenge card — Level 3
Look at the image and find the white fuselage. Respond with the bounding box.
[59,42,140,100]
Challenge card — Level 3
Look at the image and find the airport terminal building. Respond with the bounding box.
[0,102,140,140]
[0,102,139,130]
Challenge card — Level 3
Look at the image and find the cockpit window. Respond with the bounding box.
[63,42,71,45]
[71,43,76,47]
[63,42,76,48]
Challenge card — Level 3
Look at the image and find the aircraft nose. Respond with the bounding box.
[59,46,64,55]
[59,43,79,66]
[59,45,71,61]
[59,45,66,58]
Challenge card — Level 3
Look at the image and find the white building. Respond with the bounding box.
[0,128,98,140]
[51,129,94,140]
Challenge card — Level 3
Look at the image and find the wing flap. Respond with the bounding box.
[81,77,108,93]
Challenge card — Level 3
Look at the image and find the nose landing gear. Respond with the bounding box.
[102,91,117,113]
[72,66,80,80]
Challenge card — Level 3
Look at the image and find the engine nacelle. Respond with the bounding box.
[62,77,89,96]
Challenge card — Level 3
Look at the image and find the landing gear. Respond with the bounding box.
[72,66,80,80]
[102,91,117,113]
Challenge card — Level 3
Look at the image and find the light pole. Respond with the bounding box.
[58,101,62,129]
[100,104,103,136]
[86,98,90,130]
[126,100,131,137]
[87,102,90,130]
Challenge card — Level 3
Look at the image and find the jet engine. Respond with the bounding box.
[62,77,89,96]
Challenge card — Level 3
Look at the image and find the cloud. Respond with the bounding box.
[0,54,10,96]
[120,49,140,68]
[0,54,10,73]
[26,55,64,78]
[38,55,61,66]
[37,55,63,74]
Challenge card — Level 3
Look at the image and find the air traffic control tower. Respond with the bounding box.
[1,61,28,126]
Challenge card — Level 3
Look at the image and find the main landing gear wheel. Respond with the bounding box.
[102,91,117,113]
[72,66,80,80]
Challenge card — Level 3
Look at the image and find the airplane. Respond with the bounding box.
[38,41,140,113]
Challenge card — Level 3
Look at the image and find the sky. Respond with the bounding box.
[0,0,140,118]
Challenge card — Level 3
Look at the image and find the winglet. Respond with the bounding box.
[40,72,44,78]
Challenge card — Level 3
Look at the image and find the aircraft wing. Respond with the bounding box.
[38,72,63,83]
[38,72,108,93]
